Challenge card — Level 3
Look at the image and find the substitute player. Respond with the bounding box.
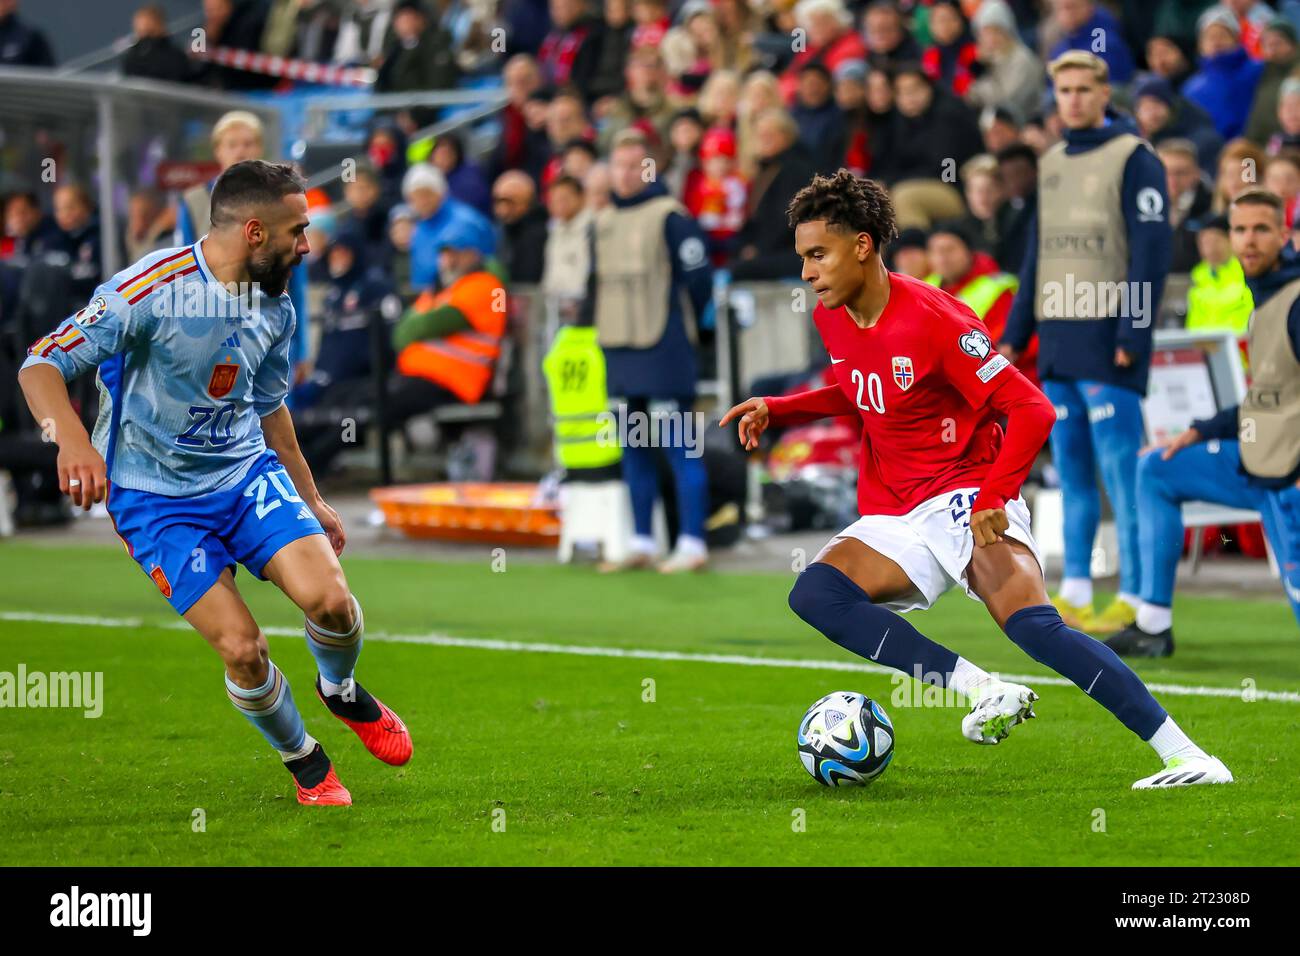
[18,160,411,806]
[1105,189,1300,656]
[721,171,1228,789]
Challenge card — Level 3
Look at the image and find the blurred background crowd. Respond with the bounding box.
[0,0,1291,559]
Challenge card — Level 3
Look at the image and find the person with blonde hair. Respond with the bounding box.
[1001,50,1172,634]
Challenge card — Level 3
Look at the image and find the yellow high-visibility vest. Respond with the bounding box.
[542,326,622,470]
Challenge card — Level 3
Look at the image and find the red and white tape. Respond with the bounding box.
[192,46,376,88]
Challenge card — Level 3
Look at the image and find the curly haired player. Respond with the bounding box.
[721,171,1229,789]
[18,161,411,806]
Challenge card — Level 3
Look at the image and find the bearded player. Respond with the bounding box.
[721,171,1229,789]
[18,161,410,806]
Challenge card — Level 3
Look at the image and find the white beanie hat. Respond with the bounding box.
[401,162,447,199]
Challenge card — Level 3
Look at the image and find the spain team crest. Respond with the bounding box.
[208,363,240,398]
[892,356,914,391]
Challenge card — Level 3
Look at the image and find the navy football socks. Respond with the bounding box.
[1003,604,1167,739]
[788,562,959,686]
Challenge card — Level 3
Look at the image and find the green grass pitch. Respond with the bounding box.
[0,540,1297,866]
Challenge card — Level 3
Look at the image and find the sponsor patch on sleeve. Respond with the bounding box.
[976,353,1010,383]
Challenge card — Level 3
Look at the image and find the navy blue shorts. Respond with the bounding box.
[106,450,325,614]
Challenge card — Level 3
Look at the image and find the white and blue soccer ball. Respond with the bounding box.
[797,691,895,786]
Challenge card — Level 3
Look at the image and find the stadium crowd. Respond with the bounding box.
[2,0,1298,592]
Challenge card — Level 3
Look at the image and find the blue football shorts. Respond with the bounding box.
[106,450,325,615]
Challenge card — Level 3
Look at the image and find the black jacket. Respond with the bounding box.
[730,144,819,281]
[122,36,192,84]
[499,203,550,284]
[869,91,983,186]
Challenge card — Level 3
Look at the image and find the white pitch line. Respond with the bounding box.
[4,609,1298,704]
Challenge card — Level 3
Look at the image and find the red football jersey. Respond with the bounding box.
[806,272,1015,516]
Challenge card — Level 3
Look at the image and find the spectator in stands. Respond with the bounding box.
[1001,50,1172,635]
[584,128,713,574]
[122,4,192,84]
[1046,0,1135,85]
[1182,6,1264,141]
[966,0,1043,125]
[862,0,921,70]
[685,126,747,265]
[712,0,758,73]
[405,162,496,290]
[541,90,595,189]
[366,121,408,211]
[123,187,175,263]
[730,108,818,280]
[393,220,509,408]
[871,63,980,228]
[950,154,1024,272]
[979,106,1022,157]
[261,0,339,61]
[333,0,393,66]
[560,138,599,181]
[340,163,390,262]
[539,0,601,89]
[290,229,402,474]
[492,170,549,283]
[1,192,60,259]
[886,225,929,278]
[629,0,670,49]
[1246,20,1300,146]
[1132,76,1223,177]
[1269,77,1300,154]
[1145,31,1195,90]
[663,108,705,202]
[51,185,100,300]
[831,59,874,176]
[661,1,721,99]
[1185,213,1253,332]
[597,45,676,154]
[584,161,611,210]
[697,68,741,128]
[1214,137,1269,211]
[736,70,783,178]
[541,174,593,307]
[995,142,1038,273]
[376,0,459,131]
[778,0,866,104]
[588,0,635,108]
[200,0,275,90]
[1158,138,1215,272]
[926,221,1037,387]
[1214,0,1274,58]
[791,63,841,173]
[431,132,491,217]
[1265,150,1300,228]
[921,0,977,98]
[491,54,544,178]
[385,203,417,296]
[0,0,53,66]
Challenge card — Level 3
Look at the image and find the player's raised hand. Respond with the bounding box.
[970,508,1009,548]
[719,397,770,451]
[311,497,347,555]
[58,439,107,511]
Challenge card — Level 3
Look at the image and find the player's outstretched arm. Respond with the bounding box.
[719,397,771,450]
[720,384,858,451]
[17,364,107,511]
[260,405,346,555]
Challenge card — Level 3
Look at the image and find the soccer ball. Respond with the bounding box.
[797,691,895,786]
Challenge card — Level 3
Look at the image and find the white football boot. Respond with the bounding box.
[1132,755,1234,790]
[962,680,1039,745]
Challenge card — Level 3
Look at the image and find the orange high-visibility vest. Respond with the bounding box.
[396,271,507,403]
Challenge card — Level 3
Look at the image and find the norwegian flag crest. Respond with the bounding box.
[892,356,914,391]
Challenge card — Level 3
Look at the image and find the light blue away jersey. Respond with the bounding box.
[21,240,296,496]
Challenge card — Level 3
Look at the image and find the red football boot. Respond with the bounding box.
[317,677,413,766]
[287,743,352,806]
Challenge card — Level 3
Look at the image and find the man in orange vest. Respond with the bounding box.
[392,224,508,409]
